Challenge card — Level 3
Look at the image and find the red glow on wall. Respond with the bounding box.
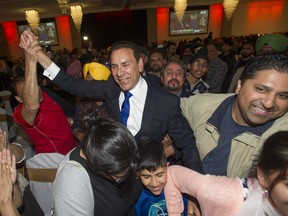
[157,8,169,28]
[1,22,18,46]
[55,16,71,39]
[55,16,73,49]
[209,4,224,37]
[247,1,284,20]
[210,4,224,23]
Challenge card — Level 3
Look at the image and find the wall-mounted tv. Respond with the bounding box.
[17,19,59,46]
[170,6,209,36]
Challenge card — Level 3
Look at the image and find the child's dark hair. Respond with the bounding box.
[249,131,288,194]
[137,136,167,172]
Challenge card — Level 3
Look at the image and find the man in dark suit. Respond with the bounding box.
[20,30,202,172]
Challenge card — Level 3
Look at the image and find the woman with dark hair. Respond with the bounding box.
[164,131,288,216]
[53,112,142,216]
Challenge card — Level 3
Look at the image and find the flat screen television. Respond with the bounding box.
[170,6,209,36]
[17,20,59,46]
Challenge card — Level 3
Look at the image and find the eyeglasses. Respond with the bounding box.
[192,61,208,70]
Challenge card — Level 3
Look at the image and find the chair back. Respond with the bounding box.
[0,90,17,142]
[26,153,64,216]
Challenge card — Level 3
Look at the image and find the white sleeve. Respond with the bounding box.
[53,161,94,216]
[43,62,61,80]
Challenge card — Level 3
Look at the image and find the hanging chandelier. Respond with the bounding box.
[174,0,187,22]
[25,9,40,35]
[57,0,69,13]
[70,5,83,32]
[223,0,239,21]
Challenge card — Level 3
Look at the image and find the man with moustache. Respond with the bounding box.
[161,60,192,165]
[147,48,166,78]
[228,41,255,93]
[161,60,191,97]
[235,42,254,69]
[181,53,288,177]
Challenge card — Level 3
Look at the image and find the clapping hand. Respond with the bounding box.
[0,129,8,151]
[0,148,20,216]
[0,150,14,203]
[0,130,17,184]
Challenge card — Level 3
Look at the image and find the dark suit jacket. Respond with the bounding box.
[53,70,202,172]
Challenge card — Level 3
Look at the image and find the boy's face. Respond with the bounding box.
[138,165,167,196]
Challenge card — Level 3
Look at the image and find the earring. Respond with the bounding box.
[262,189,268,200]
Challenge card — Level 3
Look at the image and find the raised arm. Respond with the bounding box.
[19,31,42,124]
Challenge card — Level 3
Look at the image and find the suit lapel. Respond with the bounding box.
[137,80,158,137]
[111,95,121,122]
[107,78,122,122]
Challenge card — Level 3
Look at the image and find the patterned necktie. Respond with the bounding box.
[120,91,132,126]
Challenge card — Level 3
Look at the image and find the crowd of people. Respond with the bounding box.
[0,29,287,216]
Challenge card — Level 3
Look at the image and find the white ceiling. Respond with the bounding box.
[0,0,238,22]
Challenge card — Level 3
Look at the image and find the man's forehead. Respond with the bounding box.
[112,47,133,53]
[150,52,163,59]
[193,58,207,63]
[139,167,167,175]
[246,69,288,87]
[164,67,183,73]
[111,48,134,60]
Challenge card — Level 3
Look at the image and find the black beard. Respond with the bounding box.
[167,86,180,91]
[151,64,162,72]
[166,80,180,91]
[241,53,252,58]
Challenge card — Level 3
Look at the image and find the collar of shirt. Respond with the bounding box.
[119,76,147,107]
[119,77,148,136]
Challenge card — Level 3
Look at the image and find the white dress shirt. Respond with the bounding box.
[119,77,147,136]
[43,62,60,80]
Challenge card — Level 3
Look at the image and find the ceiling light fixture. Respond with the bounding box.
[223,0,239,21]
[57,0,69,13]
[174,0,187,22]
[25,9,40,35]
[70,5,83,32]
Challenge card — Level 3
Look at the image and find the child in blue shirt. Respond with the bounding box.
[135,137,188,216]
